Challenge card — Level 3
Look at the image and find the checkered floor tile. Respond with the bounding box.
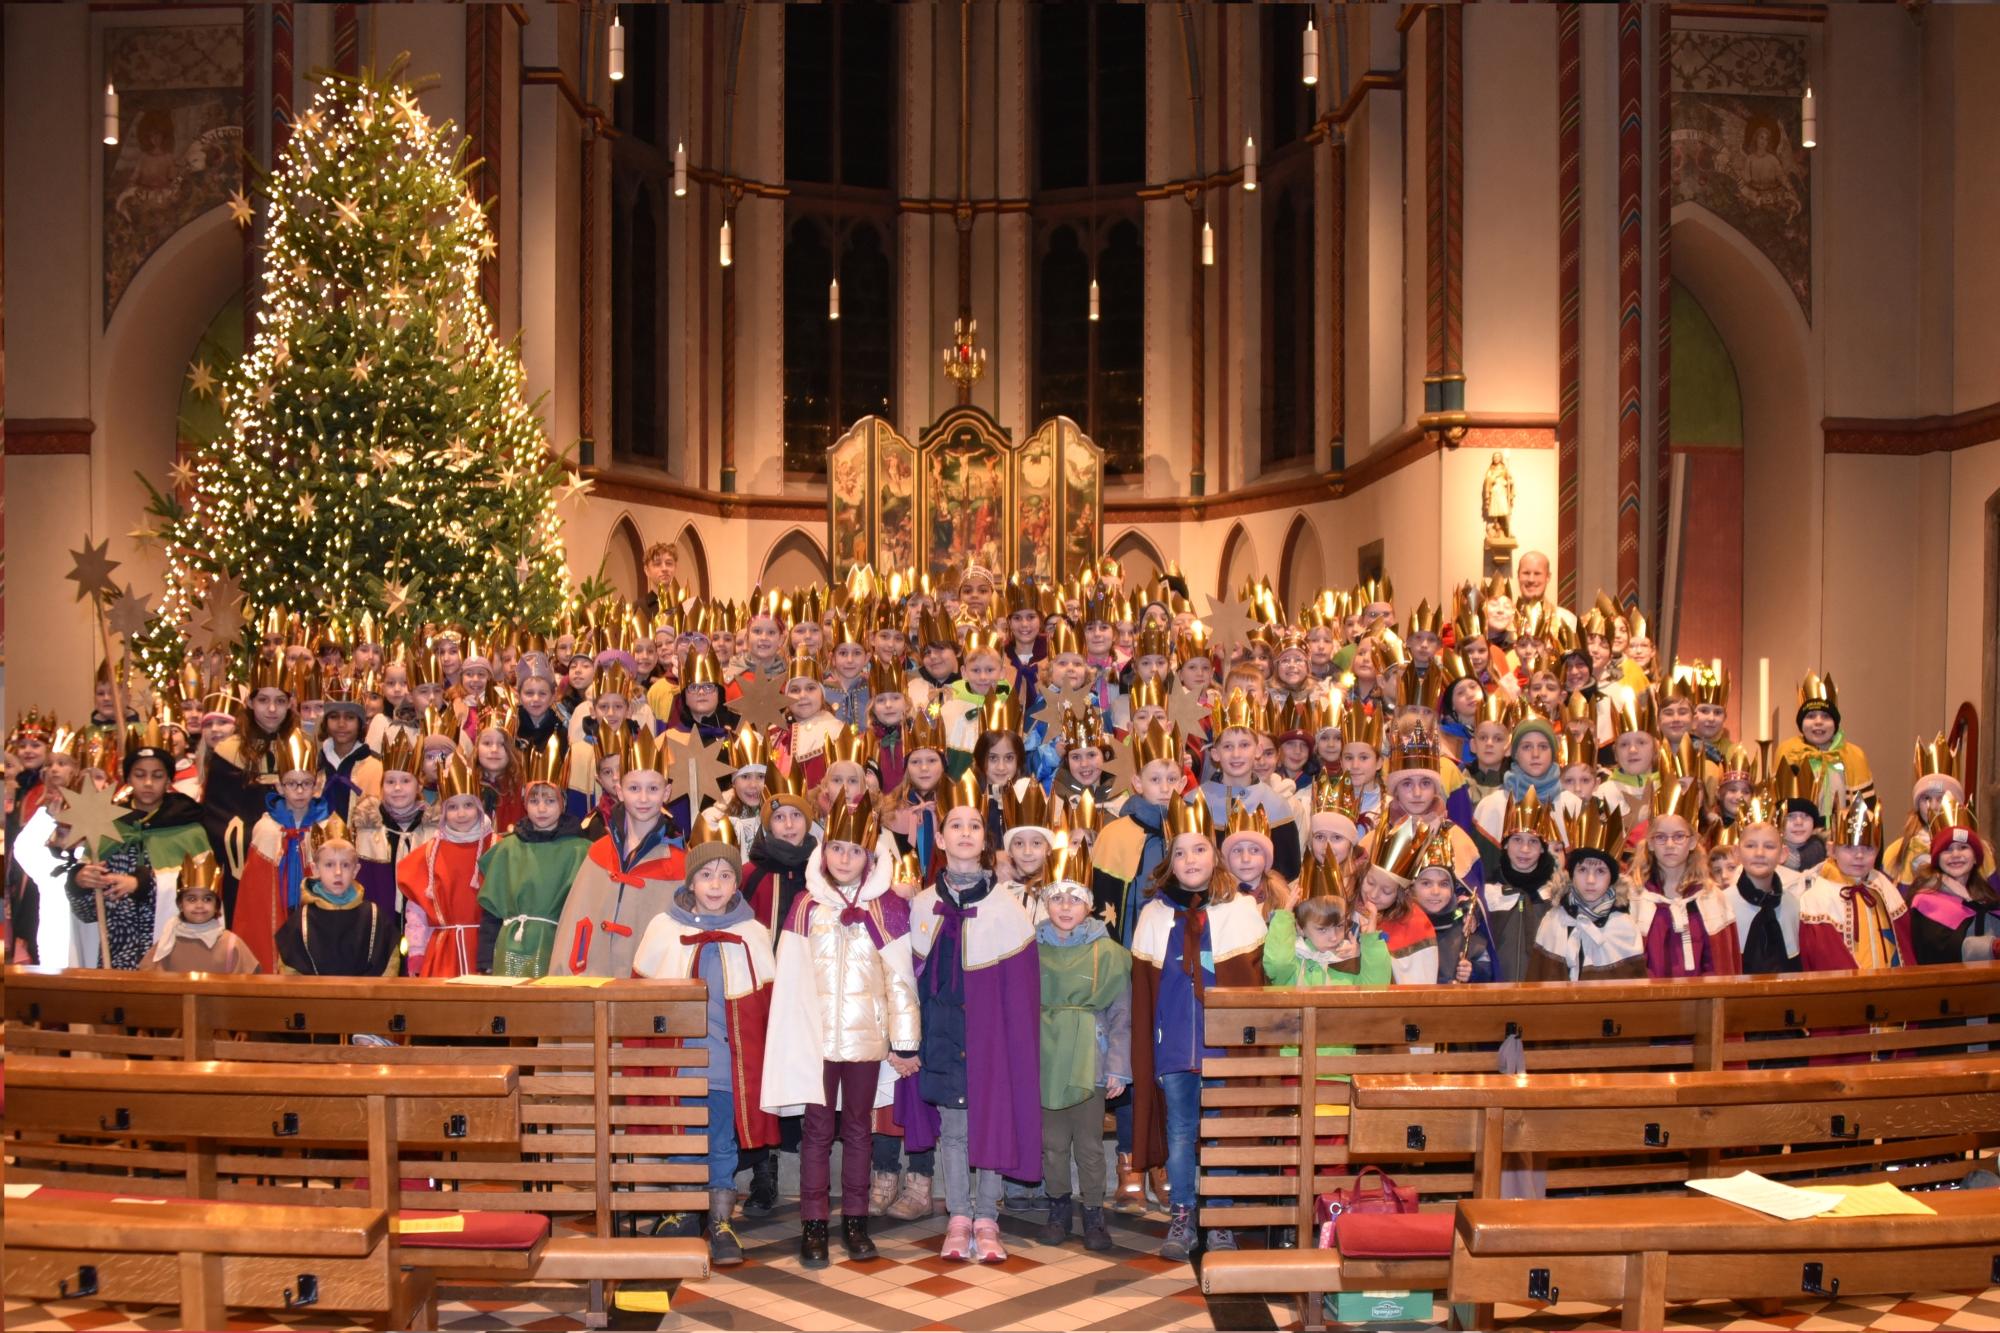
[9,1199,2000,1332]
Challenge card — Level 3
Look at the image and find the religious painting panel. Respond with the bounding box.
[1670,30,1811,318]
[876,428,917,576]
[918,410,1012,581]
[1057,418,1104,582]
[103,23,246,323]
[1013,423,1059,582]
[828,418,873,579]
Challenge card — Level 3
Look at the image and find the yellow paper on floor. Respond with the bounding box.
[1796,1182,1938,1217]
[392,1214,468,1234]
[528,975,612,988]
[613,1286,674,1313]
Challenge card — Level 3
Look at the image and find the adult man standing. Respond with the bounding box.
[1515,551,1578,633]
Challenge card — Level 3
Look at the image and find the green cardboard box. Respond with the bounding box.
[1329,1289,1435,1324]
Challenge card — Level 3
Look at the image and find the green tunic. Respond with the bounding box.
[1037,924,1131,1111]
[476,826,593,977]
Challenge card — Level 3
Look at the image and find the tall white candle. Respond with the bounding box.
[1757,658,1770,741]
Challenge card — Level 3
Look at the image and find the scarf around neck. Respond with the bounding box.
[1502,763,1562,804]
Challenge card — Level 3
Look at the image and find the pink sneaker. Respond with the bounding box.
[940,1214,974,1261]
[971,1218,1008,1263]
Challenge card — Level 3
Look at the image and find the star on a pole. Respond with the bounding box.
[186,361,217,398]
[1200,593,1258,646]
[227,189,254,228]
[1030,681,1094,733]
[50,782,135,859]
[1165,687,1212,739]
[106,584,155,639]
[1102,734,1140,797]
[730,670,790,731]
[665,731,735,807]
[66,537,121,602]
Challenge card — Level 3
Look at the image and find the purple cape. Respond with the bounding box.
[895,930,1045,1183]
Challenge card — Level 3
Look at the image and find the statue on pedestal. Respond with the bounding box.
[1481,451,1518,578]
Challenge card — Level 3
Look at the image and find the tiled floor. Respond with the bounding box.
[9,1200,2000,1332]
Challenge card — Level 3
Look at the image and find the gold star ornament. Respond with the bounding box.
[50,782,135,859]
[186,361,217,398]
[228,189,254,228]
[66,537,122,603]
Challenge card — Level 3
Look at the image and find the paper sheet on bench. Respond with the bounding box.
[1687,1171,1842,1220]
[1797,1183,1937,1217]
[3,1183,41,1199]
[442,974,527,986]
[528,975,611,987]
[392,1215,467,1234]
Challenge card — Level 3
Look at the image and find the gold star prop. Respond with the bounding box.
[730,671,790,731]
[665,731,736,807]
[242,496,258,519]
[106,584,155,639]
[228,189,254,228]
[290,256,311,283]
[186,361,216,398]
[66,537,121,602]
[1200,593,1258,646]
[554,472,594,506]
[335,197,363,228]
[391,86,423,123]
[353,106,375,133]
[50,782,135,859]
[1102,734,1140,797]
[1166,686,1212,738]
[1030,681,1094,733]
[348,354,374,385]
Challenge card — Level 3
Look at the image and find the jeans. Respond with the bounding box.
[1042,1091,1108,1206]
[1112,1090,1134,1154]
[800,1060,877,1220]
[872,1131,935,1175]
[671,1087,739,1193]
[1160,1071,1204,1207]
[937,1107,1005,1221]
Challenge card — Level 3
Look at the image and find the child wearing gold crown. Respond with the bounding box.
[881,714,949,875]
[475,742,592,977]
[632,817,779,1267]
[1720,788,1804,975]
[762,798,922,1267]
[1887,732,1965,888]
[200,650,306,914]
[398,753,498,978]
[230,732,331,972]
[144,853,259,974]
[899,774,1044,1265]
[1798,793,1913,972]
[1200,691,1304,881]
[351,732,434,940]
[1479,791,1563,982]
[551,732,685,978]
[1910,799,2000,964]
[274,817,398,976]
[1131,793,1267,1263]
[996,785,1063,922]
[1528,797,1646,982]
[1630,772,1740,978]
[1221,799,1291,922]
[1355,817,1440,983]
[771,654,846,789]
[1773,672,1874,815]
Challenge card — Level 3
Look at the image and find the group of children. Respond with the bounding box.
[6,544,1996,1266]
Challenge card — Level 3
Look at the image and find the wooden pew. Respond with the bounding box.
[7,1196,389,1332]
[1449,1191,2000,1331]
[1195,965,2000,1328]
[4,968,715,1298]
[4,1055,522,1328]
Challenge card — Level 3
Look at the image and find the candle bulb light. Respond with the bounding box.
[1302,18,1319,87]
[828,275,840,321]
[608,13,625,82]
[672,141,687,197]
[1089,277,1101,322]
[1801,85,1816,149]
[1202,218,1215,267]
[719,218,732,268]
[1243,135,1258,191]
[103,81,120,145]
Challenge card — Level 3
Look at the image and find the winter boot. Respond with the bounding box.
[886,1171,934,1221]
[1113,1153,1146,1213]
[707,1190,744,1266]
[1081,1204,1114,1252]
[1038,1194,1074,1246]
[744,1152,780,1217]
[842,1215,879,1261]
[801,1219,830,1266]
[869,1170,902,1216]
[1160,1203,1197,1262]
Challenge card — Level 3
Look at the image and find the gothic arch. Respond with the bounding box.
[1106,528,1164,589]
[674,524,710,600]
[1217,522,1259,600]
[1278,513,1324,611]
[761,528,829,591]
[603,513,647,604]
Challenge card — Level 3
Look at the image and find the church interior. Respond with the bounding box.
[6,1,2000,1331]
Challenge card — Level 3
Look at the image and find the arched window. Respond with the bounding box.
[610,7,672,467]
[1032,4,1145,477]
[783,3,898,479]
[1260,6,1318,469]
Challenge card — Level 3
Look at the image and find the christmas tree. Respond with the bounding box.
[134,61,581,680]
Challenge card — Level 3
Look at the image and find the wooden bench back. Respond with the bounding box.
[4,969,713,1233]
[1196,965,2000,1233]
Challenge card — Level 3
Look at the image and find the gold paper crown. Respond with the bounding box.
[1553,728,1596,771]
[1133,625,1173,662]
[1652,774,1704,827]
[435,752,482,802]
[48,723,83,760]
[1312,772,1359,818]
[961,628,1008,659]
[727,722,769,770]
[308,812,354,858]
[178,851,223,894]
[1387,726,1443,776]
[1046,620,1082,658]
[1215,689,1260,735]
[1045,843,1095,896]
[867,660,906,698]
[1341,703,1383,752]
[1717,743,1759,785]
[1562,796,1626,858]
[763,760,810,803]
[822,724,877,769]
[381,730,424,778]
[824,612,862,649]
[683,650,725,687]
[1006,781,1053,833]
[1829,790,1883,850]
[1737,783,1783,830]
[1500,788,1556,842]
[1797,671,1839,717]
[1404,599,1443,637]
[1061,711,1107,753]
[9,708,55,744]
[1129,720,1183,771]
[901,711,948,756]
[1605,684,1656,738]
[248,650,289,694]
[273,730,318,776]
[1365,817,1428,880]
[521,740,568,790]
[1913,731,1963,787]
[823,796,879,848]
[1770,757,1822,808]
[1070,788,1106,833]
[1476,692,1522,730]
[1164,795,1215,841]
[689,809,742,850]
[785,654,825,684]
[1127,678,1168,714]
[1298,847,1347,902]
[1223,798,1272,846]
[918,608,957,648]
[1414,825,1459,874]
[936,770,986,818]
[979,692,1023,735]
[1929,794,1980,840]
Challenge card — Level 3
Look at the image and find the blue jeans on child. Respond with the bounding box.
[672,1087,740,1192]
[1159,1072,1230,1211]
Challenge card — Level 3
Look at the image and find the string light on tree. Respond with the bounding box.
[130,60,572,683]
